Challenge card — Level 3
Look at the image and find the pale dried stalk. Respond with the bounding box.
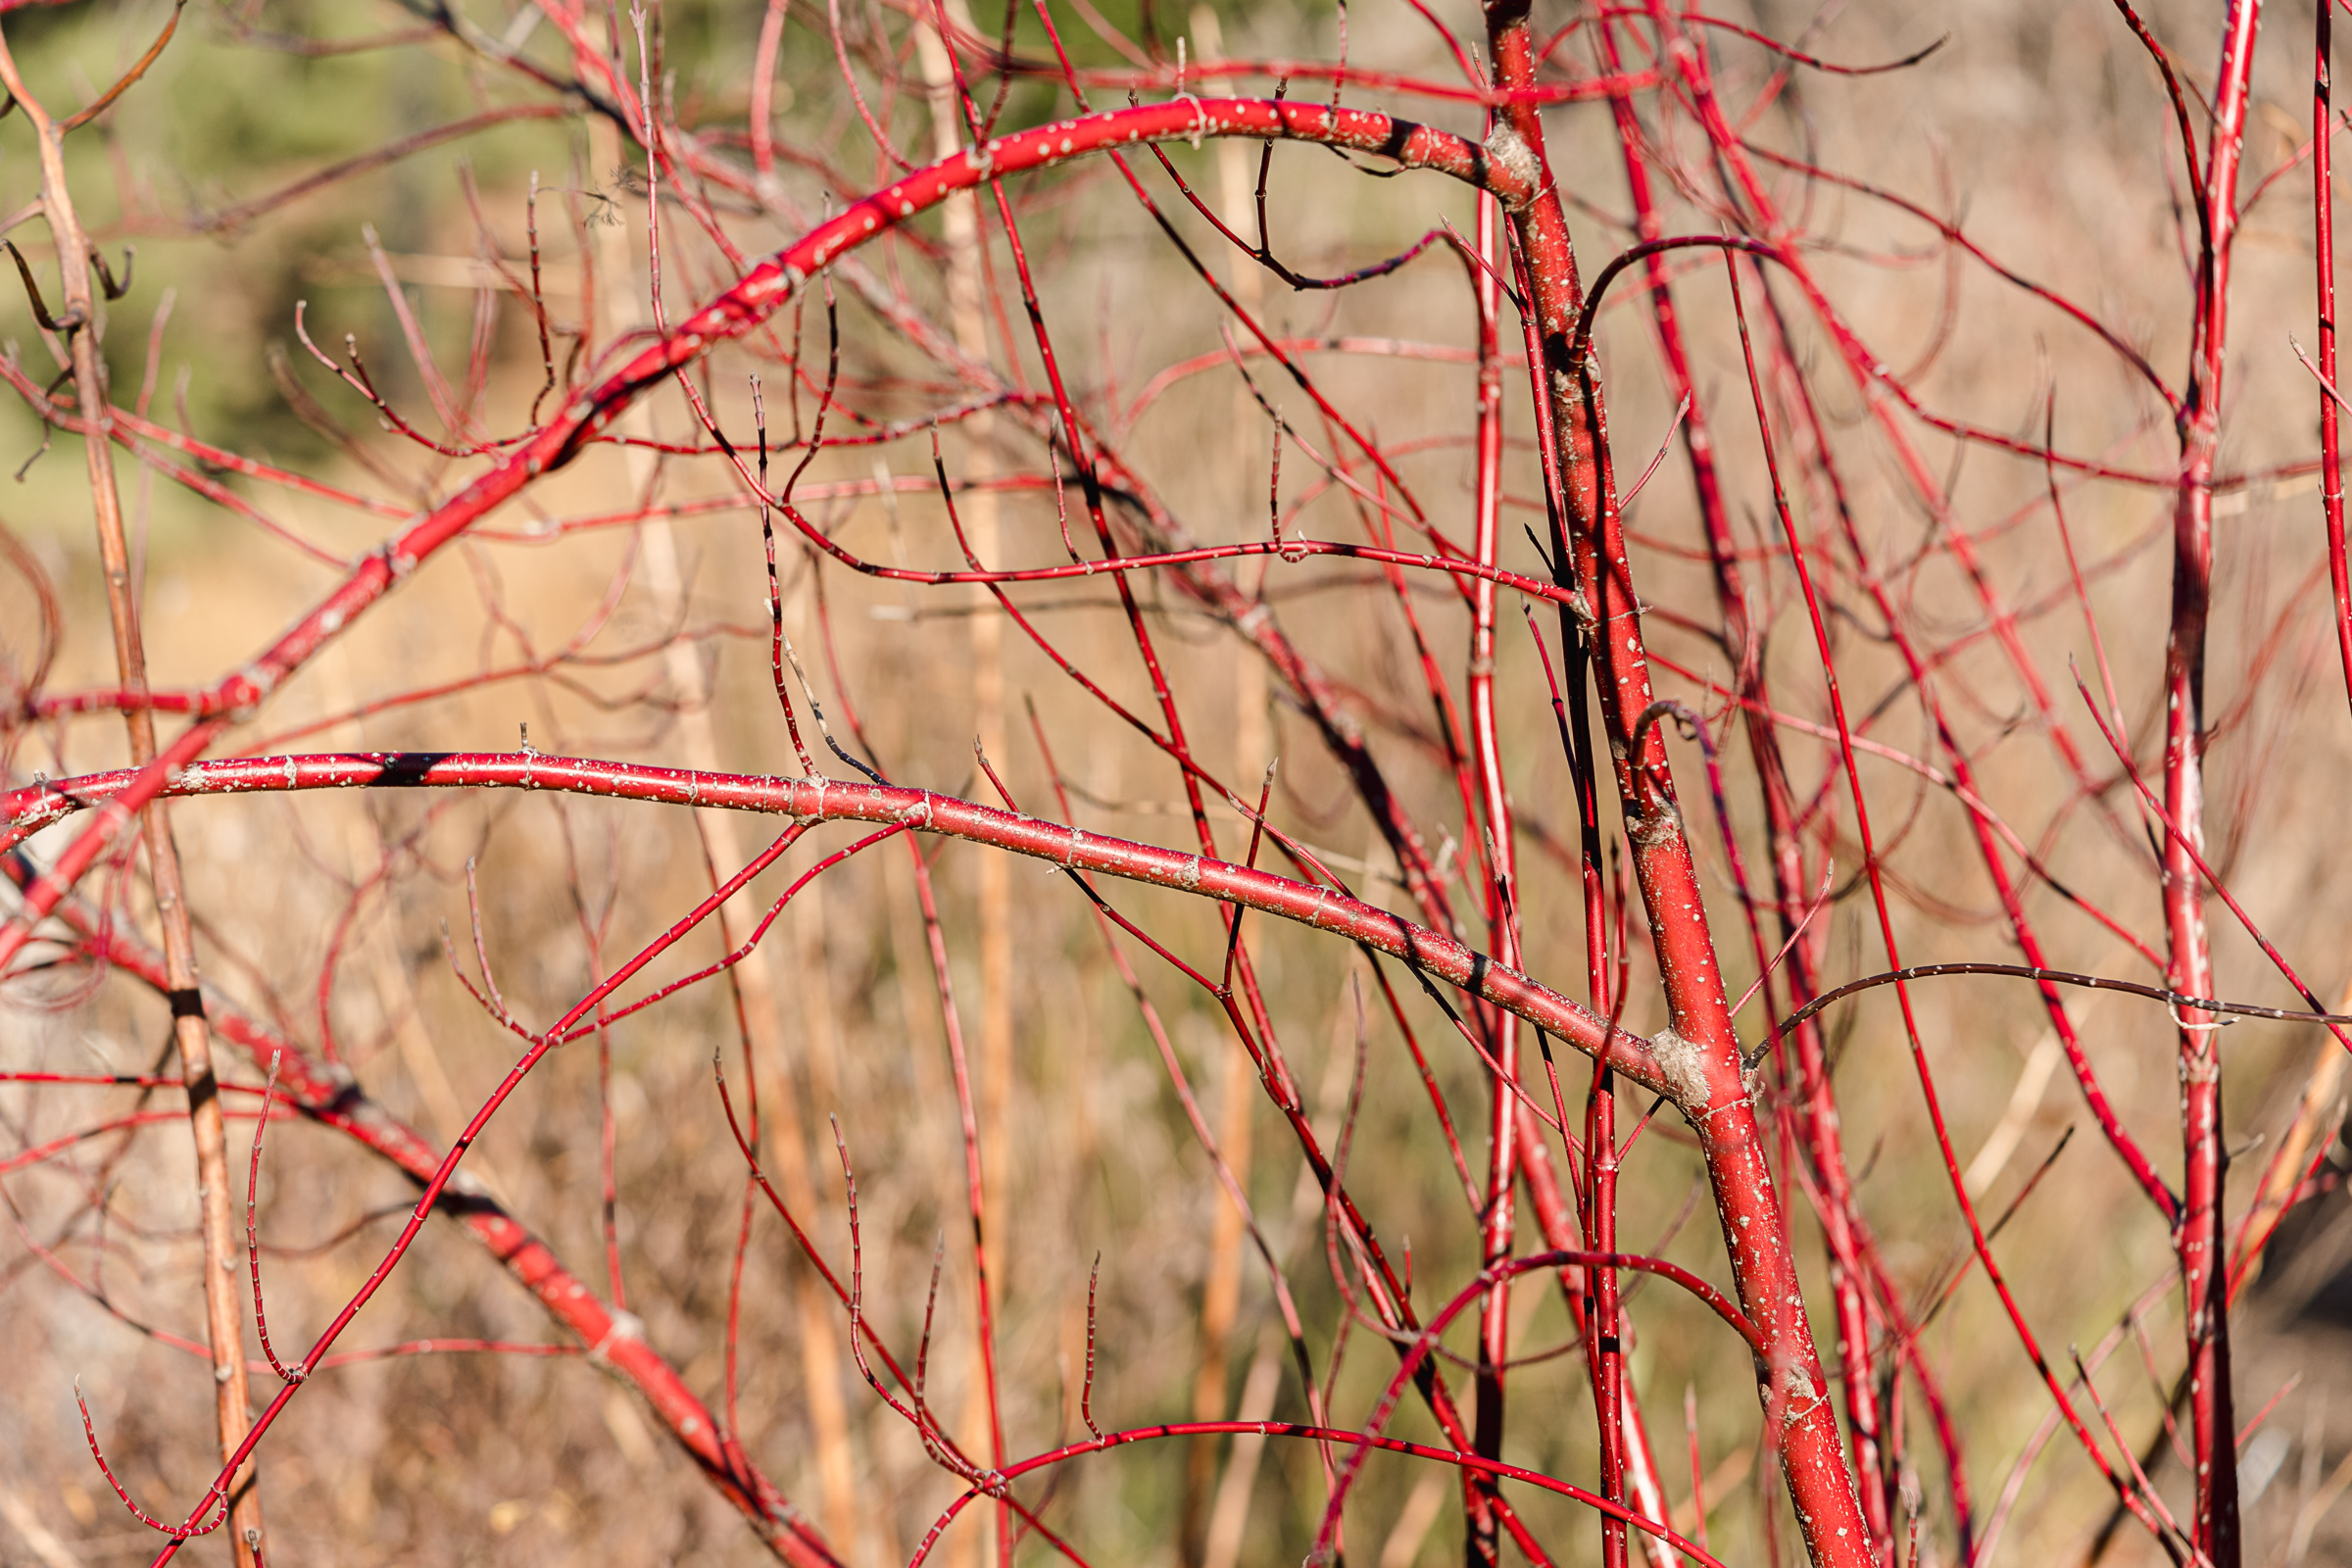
[1200,1331,1283,1568]
[2233,982,2352,1294]
[0,39,267,1566]
[1184,11,1268,1558]
[915,21,1012,1568]
[588,95,864,1561]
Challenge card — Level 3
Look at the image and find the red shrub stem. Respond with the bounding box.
[2172,6,2263,1556]
[1483,3,1871,1558]
[2321,0,2352,716]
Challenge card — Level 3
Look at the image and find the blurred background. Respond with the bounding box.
[2,0,2352,1565]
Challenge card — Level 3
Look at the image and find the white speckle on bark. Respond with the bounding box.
[587,1308,647,1364]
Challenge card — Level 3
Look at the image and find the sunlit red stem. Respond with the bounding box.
[6,752,1676,1090]
[1592,10,1897,1550]
[0,94,1540,982]
[918,1419,1729,1568]
[2168,4,2262,1558]
[1483,3,1870,1560]
[1639,0,2180,1257]
[2324,0,2352,713]
[1466,182,1520,1568]
[5,858,836,1566]
[1725,252,2197,1558]
[118,803,835,1565]
[1308,1239,1770,1562]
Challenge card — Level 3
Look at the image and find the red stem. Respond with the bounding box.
[5,859,839,1566]
[2171,5,2263,1558]
[1466,179,1519,1568]
[2326,0,2352,714]
[1483,3,1872,1559]
[7,752,1690,1100]
[0,95,1540,982]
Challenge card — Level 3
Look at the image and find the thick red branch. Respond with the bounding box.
[4,751,1672,1094]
